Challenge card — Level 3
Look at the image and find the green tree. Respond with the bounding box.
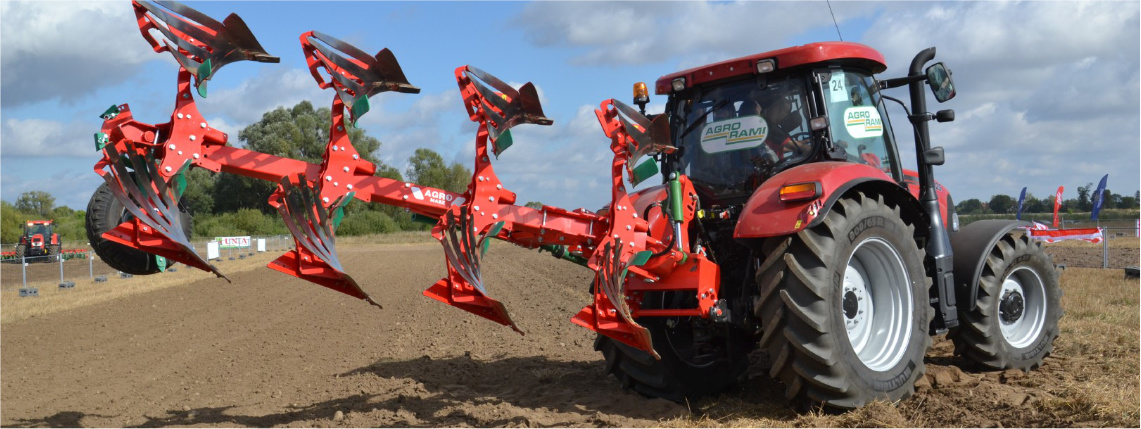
[182,168,217,215]
[524,201,544,209]
[1,201,24,243]
[988,194,1015,214]
[956,198,984,214]
[15,190,55,217]
[1119,195,1138,209]
[1023,194,1045,214]
[405,148,471,194]
[1076,182,1093,211]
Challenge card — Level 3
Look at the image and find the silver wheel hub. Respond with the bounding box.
[999,266,1046,348]
[843,238,913,372]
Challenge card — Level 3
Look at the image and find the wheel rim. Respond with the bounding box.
[842,238,913,372]
[998,266,1046,348]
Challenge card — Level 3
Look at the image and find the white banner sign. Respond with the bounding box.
[206,242,220,260]
[215,236,251,249]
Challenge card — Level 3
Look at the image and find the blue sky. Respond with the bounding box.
[2,1,1138,213]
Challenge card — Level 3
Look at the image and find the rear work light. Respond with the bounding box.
[756,59,775,74]
[779,182,821,202]
[671,77,686,92]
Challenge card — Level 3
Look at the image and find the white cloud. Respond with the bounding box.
[197,68,328,129]
[0,1,158,107]
[516,2,859,67]
[0,118,99,158]
[0,161,100,211]
[861,1,1140,201]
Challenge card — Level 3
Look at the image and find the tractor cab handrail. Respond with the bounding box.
[133,0,279,97]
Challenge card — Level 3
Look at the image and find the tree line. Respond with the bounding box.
[955,186,1140,216]
[2,101,471,245]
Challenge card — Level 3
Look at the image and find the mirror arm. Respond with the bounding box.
[878,75,926,90]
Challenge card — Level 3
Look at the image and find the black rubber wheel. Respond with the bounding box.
[755,192,932,410]
[595,291,753,402]
[48,243,60,261]
[14,244,25,261]
[85,182,191,274]
[950,233,1061,370]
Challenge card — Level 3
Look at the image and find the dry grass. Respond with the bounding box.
[664,266,1139,427]
[336,231,436,245]
[1041,267,1140,424]
[0,231,434,324]
[0,252,278,324]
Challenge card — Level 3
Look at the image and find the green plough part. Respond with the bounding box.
[196,58,212,98]
[493,129,513,158]
[100,104,121,120]
[631,159,658,186]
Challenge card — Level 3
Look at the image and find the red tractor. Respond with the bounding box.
[86,1,1061,411]
[16,220,61,261]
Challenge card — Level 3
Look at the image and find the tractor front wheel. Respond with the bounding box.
[950,233,1061,370]
[85,182,191,274]
[755,192,932,410]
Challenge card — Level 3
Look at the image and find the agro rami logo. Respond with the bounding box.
[700,116,769,154]
[844,106,884,139]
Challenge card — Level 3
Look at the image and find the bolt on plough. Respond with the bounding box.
[87,0,1064,411]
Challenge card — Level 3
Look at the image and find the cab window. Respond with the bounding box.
[820,69,901,181]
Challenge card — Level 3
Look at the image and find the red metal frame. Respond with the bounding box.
[94,0,728,359]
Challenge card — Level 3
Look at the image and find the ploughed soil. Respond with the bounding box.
[2,241,1138,427]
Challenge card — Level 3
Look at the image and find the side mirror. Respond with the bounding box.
[925,62,956,103]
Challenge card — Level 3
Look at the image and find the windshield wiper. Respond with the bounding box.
[677,100,729,141]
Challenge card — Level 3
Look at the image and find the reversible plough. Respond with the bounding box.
[94,0,717,356]
[90,1,1065,410]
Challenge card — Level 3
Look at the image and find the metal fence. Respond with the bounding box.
[1039,226,1140,269]
[1,235,294,295]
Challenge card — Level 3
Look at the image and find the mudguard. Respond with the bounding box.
[733,161,915,240]
[950,220,1031,312]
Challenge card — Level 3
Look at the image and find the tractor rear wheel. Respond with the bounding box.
[85,182,191,274]
[950,233,1061,370]
[595,292,753,402]
[755,192,931,410]
[14,244,25,261]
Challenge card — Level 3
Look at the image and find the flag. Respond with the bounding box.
[1091,174,1109,220]
[1016,187,1027,220]
[1053,186,1064,228]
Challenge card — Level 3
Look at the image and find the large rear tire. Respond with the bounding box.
[755,192,932,410]
[14,244,25,261]
[950,233,1061,370]
[595,292,753,402]
[85,182,191,274]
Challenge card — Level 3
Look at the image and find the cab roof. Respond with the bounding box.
[654,42,887,95]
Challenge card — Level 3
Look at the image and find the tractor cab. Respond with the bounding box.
[17,220,60,259]
[656,42,903,206]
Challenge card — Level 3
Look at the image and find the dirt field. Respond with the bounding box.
[2,239,1138,427]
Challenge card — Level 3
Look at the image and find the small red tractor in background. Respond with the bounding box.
[85,1,1062,410]
[16,220,61,262]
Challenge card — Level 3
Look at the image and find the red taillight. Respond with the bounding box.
[779,182,821,203]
